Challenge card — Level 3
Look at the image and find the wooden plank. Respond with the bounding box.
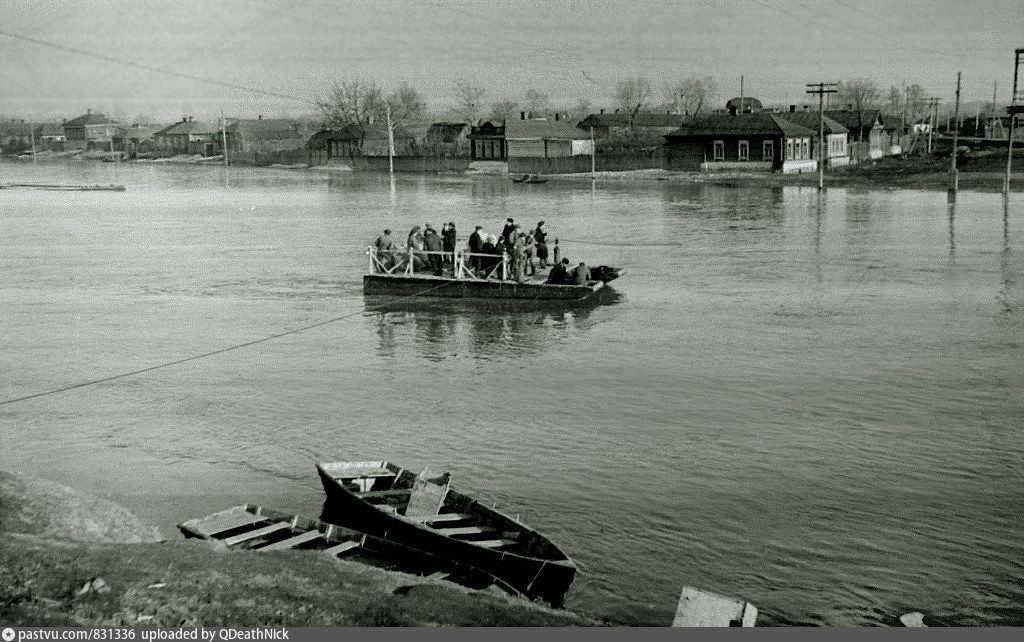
[186,509,267,536]
[425,572,449,581]
[409,513,468,523]
[672,586,757,627]
[434,525,490,537]
[405,474,449,518]
[324,541,360,557]
[474,539,517,549]
[221,522,291,547]
[259,529,322,551]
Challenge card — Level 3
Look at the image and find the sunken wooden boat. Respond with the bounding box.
[0,182,126,191]
[316,461,577,607]
[178,504,522,596]
[364,246,622,301]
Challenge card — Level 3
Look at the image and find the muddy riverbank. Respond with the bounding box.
[0,471,604,627]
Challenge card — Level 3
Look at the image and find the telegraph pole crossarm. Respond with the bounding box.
[807,82,838,190]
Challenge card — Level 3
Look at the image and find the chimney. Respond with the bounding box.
[728,105,737,116]
[182,117,187,123]
[599,108,604,114]
[803,105,809,112]
[520,111,526,120]
[258,115,262,120]
[554,113,559,121]
[789,105,796,112]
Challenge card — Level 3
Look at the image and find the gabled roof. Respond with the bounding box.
[665,113,817,138]
[823,109,882,131]
[774,111,849,134]
[505,118,588,140]
[154,120,223,136]
[578,112,689,128]
[39,123,65,137]
[64,112,118,127]
[228,117,303,141]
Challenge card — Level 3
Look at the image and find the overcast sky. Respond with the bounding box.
[1,0,1022,121]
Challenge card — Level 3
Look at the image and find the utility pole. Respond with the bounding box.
[590,125,595,179]
[807,82,838,190]
[30,113,36,165]
[386,102,395,175]
[1006,48,1024,193]
[221,110,229,167]
[739,75,744,113]
[902,85,910,152]
[950,72,961,192]
[926,97,941,154]
[991,80,999,137]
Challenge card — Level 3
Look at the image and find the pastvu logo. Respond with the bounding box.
[2,627,15,642]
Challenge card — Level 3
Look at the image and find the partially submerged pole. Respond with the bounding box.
[950,72,961,192]
[1006,48,1023,193]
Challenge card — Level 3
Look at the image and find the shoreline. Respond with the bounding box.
[6,153,1024,193]
[0,470,608,627]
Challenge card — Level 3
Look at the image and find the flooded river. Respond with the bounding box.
[2,160,1022,625]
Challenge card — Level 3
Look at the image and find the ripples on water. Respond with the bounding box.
[1,161,1023,625]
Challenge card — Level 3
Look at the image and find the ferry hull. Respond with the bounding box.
[363,274,603,300]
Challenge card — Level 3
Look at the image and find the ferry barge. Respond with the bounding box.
[363,246,621,301]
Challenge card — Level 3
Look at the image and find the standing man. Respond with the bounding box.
[442,221,457,265]
[469,225,485,273]
[374,228,396,270]
[533,221,548,268]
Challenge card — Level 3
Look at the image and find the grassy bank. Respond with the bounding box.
[0,471,603,627]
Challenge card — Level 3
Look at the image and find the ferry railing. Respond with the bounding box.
[368,246,511,281]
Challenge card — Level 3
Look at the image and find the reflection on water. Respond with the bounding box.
[367,288,624,361]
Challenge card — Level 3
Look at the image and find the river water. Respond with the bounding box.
[1,160,1022,626]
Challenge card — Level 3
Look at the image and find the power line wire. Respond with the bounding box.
[0,28,319,107]
[0,280,452,407]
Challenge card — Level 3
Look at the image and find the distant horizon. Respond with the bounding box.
[2,0,1022,122]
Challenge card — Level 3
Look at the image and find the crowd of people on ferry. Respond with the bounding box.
[373,218,592,285]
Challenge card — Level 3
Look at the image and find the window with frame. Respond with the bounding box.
[713,140,725,161]
[785,139,793,160]
[738,140,749,160]
[763,140,774,160]
[802,139,809,158]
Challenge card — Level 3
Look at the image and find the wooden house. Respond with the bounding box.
[152,117,225,155]
[468,121,506,160]
[359,123,416,157]
[723,97,763,114]
[38,123,66,151]
[504,115,592,158]
[825,109,886,160]
[228,116,304,153]
[664,113,817,173]
[775,110,850,167]
[0,120,36,154]
[62,110,121,151]
[577,112,688,145]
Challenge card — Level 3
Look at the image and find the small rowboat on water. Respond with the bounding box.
[317,461,577,607]
[178,504,523,595]
[511,174,548,184]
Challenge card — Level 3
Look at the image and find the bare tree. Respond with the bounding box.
[615,76,652,115]
[317,78,385,127]
[452,80,487,125]
[664,76,718,116]
[490,99,520,123]
[524,89,549,116]
[837,78,881,113]
[385,82,426,128]
[615,76,652,142]
[570,97,593,122]
[317,79,424,130]
[886,85,903,116]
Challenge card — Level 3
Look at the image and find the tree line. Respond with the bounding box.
[313,76,954,130]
